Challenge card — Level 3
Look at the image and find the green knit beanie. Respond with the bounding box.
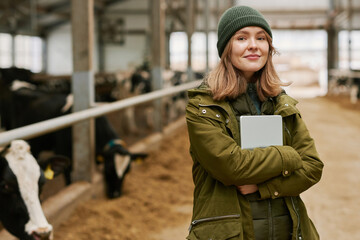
[217,6,272,58]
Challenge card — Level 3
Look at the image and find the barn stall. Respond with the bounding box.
[1,0,360,239]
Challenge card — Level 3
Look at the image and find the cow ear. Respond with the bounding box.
[41,155,70,179]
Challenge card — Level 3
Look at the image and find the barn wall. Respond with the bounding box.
[46,24,73,75]
[101,0,149,72]
[46,0,149,75]
[104,35,147,72]
[46,23,100,75]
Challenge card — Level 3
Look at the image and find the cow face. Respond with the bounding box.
[101,141,147,198]
[0,140,69,240]
[102,142,131,199]
[130,70,151,95]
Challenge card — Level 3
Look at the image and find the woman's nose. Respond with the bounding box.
[248,38,258,50]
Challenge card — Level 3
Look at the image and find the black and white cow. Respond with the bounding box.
[0,140,69,240]
[0,67,147,199]
[114,67,203,132]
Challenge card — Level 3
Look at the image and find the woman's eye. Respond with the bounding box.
[257,36,266,40]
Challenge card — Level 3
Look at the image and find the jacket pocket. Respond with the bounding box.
[187,217,242,240]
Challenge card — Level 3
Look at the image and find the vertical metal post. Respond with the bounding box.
[11,34,16,67]
[348,0,353,69]
[30,0,37,33]
[9,16,16,67]
[150,0,165,132]
[327,0,338,80]
[186,0,195,81]
[71,0,95,182]
[216,0,220,24]
[42,38,47,72]
[165,31,171,69]
[98,16,105,72]
[204,0,209,72]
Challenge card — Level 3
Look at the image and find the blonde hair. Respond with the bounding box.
[206,32,288,101]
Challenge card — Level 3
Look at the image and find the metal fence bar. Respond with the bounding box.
[0,80,202,146]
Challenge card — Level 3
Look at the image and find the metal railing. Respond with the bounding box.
[0,80,202,146]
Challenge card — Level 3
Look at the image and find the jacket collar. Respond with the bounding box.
[187,82,300,118]
[188,83,234,116]
[274,92,300,117]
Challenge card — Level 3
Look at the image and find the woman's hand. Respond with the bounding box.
[237,184,258,195]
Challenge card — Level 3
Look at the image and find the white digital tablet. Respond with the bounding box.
[240,115,283,149]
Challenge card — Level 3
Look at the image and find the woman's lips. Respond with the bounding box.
[244,54,260,60]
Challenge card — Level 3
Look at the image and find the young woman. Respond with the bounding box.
[185,5,323,240]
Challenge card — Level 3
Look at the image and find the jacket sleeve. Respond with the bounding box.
[186,97,303,186]
[257,113,324,199]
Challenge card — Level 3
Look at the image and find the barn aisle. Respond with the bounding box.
[297,96,360,240]
[53,95,360,240]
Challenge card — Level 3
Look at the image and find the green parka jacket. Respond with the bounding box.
[185,84,324,240]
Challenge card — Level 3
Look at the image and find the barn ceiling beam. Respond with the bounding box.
[101,0,128,8]
[0,0,31,32]
[37,0,69,15]
[165,0,186,27]
[103,9,148,15]
[259,9,329,16]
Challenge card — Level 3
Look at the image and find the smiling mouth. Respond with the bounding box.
[245,55,260,60]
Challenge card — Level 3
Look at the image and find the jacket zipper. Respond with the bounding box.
[188,214,241,232]
[291,197,301,240]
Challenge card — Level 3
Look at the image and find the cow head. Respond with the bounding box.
[101,140,147,199]
[130,70,151,95]
[0,140,69,240]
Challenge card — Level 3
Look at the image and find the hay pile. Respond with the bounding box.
[54,124,193,240]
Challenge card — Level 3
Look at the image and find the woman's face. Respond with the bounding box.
[230,26,269,81]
